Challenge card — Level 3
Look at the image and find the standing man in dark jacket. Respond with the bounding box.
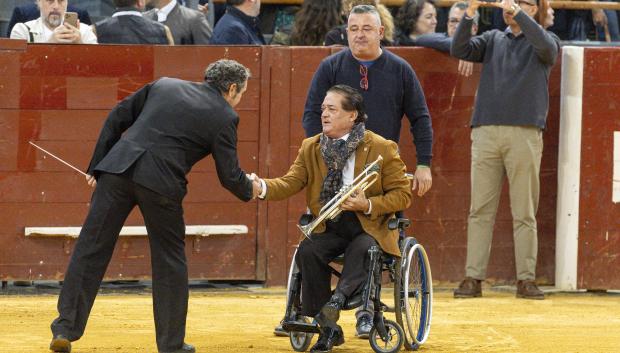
[94,0,174,44]
[49,59,260,353]
[451,0,559,300]
[211,0,265,45]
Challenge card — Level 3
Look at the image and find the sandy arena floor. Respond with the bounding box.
[0,288,619,353]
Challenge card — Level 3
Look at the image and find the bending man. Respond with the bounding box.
[49,59,260,353]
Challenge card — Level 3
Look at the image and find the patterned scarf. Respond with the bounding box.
[319,123,366,206]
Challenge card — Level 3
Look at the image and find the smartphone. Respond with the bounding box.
[64,12,78,28]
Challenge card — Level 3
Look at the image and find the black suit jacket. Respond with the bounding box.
[6,3,91,37]
[87,78,252,202]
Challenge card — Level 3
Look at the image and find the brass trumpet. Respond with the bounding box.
[298,155,383,238]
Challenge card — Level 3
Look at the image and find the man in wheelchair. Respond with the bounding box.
[250,84,412,352]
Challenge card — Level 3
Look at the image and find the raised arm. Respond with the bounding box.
[450,0,488,62]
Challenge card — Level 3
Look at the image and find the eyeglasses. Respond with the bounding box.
[360,65,369,91]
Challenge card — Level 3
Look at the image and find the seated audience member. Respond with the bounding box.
[394,0,437,45]
[290,0,342,45]
[324,0,395,46]
[6,0,91,37]
[94,0,174,44]
[10,0,97,44]
[253,84,412,353]
[144,0,212,44]
[211,0,265,44]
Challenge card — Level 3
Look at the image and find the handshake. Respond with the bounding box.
[246,173,264,199]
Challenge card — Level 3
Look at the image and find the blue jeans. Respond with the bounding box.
[596,1,620,41]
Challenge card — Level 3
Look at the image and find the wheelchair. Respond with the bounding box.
[281,215,433,353]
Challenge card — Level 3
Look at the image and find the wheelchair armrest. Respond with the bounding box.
[298,213,315,226]
[388,218,411,231]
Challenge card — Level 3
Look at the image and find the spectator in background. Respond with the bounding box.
[211,0,265,44]
[94,0,174,44]
[289,0,342,45]
[324,0,395,46]
[394,0,438,45]
[6,0,91,37]
[10,0,97,44]
[593,3,619,41]
[415,2,479,76]
[144,0,212,44]
[451,0,559,300]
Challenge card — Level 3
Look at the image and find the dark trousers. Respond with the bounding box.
[50,173,188,352]
[296,212,377,317]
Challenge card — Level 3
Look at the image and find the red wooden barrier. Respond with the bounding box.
[0,39,563,286]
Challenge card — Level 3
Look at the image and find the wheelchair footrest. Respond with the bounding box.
[282,320,321,334]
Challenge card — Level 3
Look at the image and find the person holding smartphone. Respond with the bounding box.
[10,0,97,44]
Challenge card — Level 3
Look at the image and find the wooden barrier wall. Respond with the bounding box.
[578,48,620,289]
[0,39,563,286]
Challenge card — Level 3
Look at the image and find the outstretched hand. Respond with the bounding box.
[247,173,263,199]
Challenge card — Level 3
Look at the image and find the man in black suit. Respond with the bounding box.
[49,59,261,353]
[6,1,91,37]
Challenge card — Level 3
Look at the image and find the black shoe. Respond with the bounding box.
[274,323,289,337]
[355,314,373,339]
[316,292,346,326]
[49,335,71,353]
[309,326,344,353]
[159,343,196,353]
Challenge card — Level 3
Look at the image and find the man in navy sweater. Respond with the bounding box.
[451,0,559,300]
[291,4,433,339]
[210,0,265,45]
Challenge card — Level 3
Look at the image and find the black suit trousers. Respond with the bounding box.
[296,212,377,317]
[51,173,188,352]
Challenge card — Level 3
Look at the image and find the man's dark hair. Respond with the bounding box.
[327,84,368,124]
[204,59,251,94]
[113,0,138,7]
[226,0,245,6]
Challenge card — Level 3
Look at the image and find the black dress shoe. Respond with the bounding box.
[49,334,71,353]
[316,292,346,327]
[355,314,373,339]
[159,343,196,353]
[309,326,344,353]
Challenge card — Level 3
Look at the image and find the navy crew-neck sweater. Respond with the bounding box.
[302,48,433,166]
[451,11,560,129]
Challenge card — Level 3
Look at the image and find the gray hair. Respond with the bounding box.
[204,59,250,94]
[450,2,479,26]
[349,4,382,26]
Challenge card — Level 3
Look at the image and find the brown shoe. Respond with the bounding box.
[454,277,482,298]
[516,280,545,300]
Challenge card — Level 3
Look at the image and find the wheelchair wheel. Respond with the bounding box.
[369,319,404,353]
[394,237,433,350]
[289,316,314,352]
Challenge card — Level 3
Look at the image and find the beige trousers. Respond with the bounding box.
[465,125,543,281]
